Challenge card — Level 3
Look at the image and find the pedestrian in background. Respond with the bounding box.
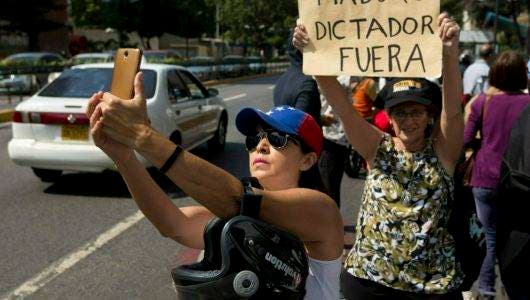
[316,75,354,207]
[464,50,530,299]
[497,104,530,300]
[352,77,377,121]
[274,28,321,125]
[462,43,494,104]
[459,50,474,78]
[372,94,394,135]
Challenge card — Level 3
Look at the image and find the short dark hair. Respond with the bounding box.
[479,44,494,59]
[489,50,528,92]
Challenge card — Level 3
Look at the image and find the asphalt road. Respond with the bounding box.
[0,75,364,299]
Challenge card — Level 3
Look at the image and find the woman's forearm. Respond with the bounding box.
[135,127,243,218]
[315,76,382,162]
[440,49,464,155]
[116,155,189,238]
[442,50,463,119]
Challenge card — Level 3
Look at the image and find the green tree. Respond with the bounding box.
[0,0,66,51]
[70,0,214,50]
[212,0,297,56]
[442,0,529,50]
[162,0,215,57]
[70,0,106,27]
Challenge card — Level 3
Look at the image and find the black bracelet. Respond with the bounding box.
[159,145,183,174]
[240,185,263,219]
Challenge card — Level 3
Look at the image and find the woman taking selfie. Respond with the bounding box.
[86,79,343,299]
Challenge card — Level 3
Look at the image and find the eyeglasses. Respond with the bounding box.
[391,109,427,121]
[245,130,300,151]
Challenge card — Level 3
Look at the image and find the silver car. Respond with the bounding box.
[0,52,64,94]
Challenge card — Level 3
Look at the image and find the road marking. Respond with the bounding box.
[2,210,147,299]
[223,93,247,102]
[267,85,275,90]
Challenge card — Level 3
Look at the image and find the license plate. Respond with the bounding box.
[61,125,88,141]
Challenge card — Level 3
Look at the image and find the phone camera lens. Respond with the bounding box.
[124,50,129,57]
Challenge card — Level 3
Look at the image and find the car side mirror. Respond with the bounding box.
[208,88,219,97]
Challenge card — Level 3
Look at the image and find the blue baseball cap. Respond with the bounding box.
[235,106,323,155]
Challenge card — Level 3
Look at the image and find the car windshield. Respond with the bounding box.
[144,52,167,63]
[144,52,165,59]
[3,54,41,63]
[72,56,110,65]
[39,68,157,99]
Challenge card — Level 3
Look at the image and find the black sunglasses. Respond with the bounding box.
[245,130,300,151]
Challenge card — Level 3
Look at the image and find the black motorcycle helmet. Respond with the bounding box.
[172,179,309,299]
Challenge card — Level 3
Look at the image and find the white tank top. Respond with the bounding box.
[304,256,342,300]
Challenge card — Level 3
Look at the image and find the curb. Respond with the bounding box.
[0,109,13,124]
[0,73,281,124]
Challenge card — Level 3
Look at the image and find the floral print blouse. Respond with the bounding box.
[344,134,463,293]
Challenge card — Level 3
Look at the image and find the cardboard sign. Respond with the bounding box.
[298,0,442,78]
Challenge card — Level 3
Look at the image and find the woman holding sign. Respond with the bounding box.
[295,13,466,299]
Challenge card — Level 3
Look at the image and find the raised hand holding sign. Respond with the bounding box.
[298,0,442,77]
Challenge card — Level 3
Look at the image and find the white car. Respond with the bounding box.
[8,63,228,182]
[0,52,65,94]
[70,52,114,65]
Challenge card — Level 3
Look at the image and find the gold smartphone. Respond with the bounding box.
[110,48,143,99]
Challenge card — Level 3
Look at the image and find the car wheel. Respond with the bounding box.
[208,116,227,152]
[32,168,62,182]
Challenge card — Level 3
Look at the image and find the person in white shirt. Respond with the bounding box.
[463,43,494,97]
